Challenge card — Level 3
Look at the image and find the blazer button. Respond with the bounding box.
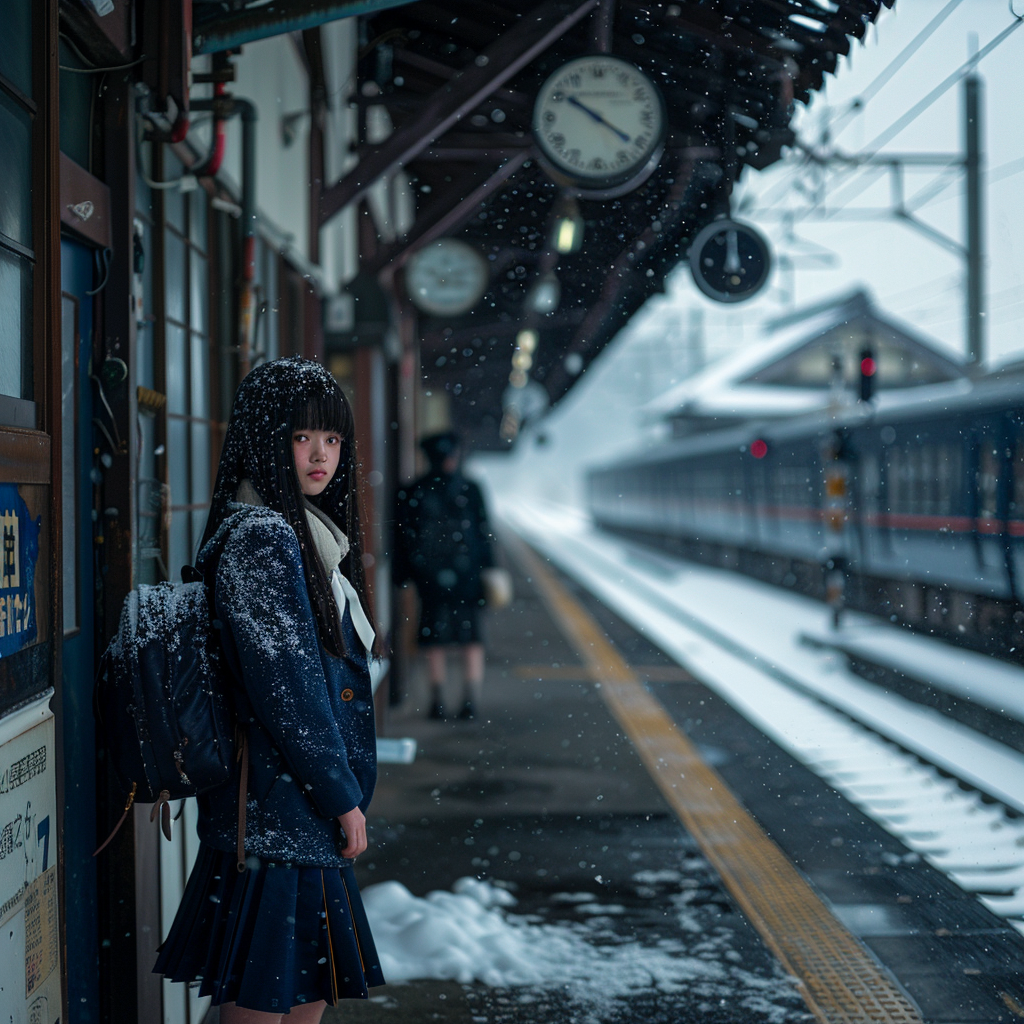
[341,688,354,702]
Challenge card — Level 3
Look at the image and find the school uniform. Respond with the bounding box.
[154,490,385,1012]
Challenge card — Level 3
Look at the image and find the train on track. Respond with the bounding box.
[587,375,1024,658]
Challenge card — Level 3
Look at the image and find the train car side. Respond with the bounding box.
[588,384,1024,658]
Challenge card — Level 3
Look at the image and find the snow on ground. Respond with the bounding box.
[500,498,1024,813]
[798,621,1024,722]
[496,497,1024,931]
[361,876,802,1023]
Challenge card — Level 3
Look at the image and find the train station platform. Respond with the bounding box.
[304,507,1024,1024]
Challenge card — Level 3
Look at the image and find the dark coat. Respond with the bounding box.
[393,471,494,604]
[195,506,376,867]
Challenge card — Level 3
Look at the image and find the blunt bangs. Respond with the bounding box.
[290,384,352,438]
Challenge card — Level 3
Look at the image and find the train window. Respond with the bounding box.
[887,447,903,514]
[943,443,961,514]
[914,443,928,516]
[977,437,999,521]
[860,453,880,526]
[1014,440,1024,519]
[895,446,908,514]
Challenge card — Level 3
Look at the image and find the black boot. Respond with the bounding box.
[457,700,476,721]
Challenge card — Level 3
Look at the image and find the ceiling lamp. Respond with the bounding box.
[550,195,583,254]
[510,327,538,388]
[516,328,538,353]
[526,272,561,315]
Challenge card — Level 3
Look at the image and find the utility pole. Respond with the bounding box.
[758,70,989,367]
[964,71,984,366]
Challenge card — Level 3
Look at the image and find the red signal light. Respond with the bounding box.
[750,439,768,459]
[860,356,877,377]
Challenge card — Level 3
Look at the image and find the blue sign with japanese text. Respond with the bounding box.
[0,484,41,657]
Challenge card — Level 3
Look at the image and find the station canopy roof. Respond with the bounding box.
[199,0,897,449]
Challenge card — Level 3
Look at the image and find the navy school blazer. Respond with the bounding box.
[195,505,376,867]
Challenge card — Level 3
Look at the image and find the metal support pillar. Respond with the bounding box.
[964,72,984,366]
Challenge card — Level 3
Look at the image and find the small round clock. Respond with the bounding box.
[533,55,666,194]
[405,239,489,317]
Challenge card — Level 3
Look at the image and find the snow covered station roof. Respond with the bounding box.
[646,289,968,438]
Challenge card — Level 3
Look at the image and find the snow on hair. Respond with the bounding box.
[201,357,376,659]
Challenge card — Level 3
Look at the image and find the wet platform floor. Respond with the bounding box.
[327,537,1024,1024]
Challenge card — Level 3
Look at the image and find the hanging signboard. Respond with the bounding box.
[0,694,61,1024]
[0,483,42,658]
[688,219,772,304]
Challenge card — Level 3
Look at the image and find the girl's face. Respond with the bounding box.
[292,429,342,496]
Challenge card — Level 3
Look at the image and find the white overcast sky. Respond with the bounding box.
[480,0,1024,502]
[734,0,1024,365]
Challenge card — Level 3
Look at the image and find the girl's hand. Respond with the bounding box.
[337,806,367,858]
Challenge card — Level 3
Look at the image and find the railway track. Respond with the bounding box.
[502,500,1024,936]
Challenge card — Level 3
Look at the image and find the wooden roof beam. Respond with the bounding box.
[318,0,599,228]
[392,48,532,108]
[398,3,516,46]
[624,3,787,72]
[370,149,531,275]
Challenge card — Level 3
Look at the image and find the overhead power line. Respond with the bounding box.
[907,154,1024,211]
[829,0,966,139]
[754,7,1023,217]
[863,15,1024,155]
[753,0,967,210]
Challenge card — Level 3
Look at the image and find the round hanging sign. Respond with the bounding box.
[689,219,772,303]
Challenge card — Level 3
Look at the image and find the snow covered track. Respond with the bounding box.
[499,499,1024,936]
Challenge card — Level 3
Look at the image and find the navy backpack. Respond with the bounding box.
[94,548,250,864]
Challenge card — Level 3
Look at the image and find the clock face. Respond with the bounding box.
[533,56,665,190]
[405,239,489,317]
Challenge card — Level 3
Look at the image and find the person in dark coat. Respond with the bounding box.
[154,357,385,1023]
[393,430,495,721]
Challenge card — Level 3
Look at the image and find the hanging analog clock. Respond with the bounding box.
[533,55,666,196]
[405,239,489,317]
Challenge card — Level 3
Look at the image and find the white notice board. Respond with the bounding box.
[0,692,61,1024]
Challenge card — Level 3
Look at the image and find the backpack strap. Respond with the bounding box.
[150,790,173,841]
[92,782,137,858]
[236,728,249,873]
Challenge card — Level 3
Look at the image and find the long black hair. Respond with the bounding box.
[201,357,376,660]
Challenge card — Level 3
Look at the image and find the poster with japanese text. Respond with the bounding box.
[0,698,60,1024]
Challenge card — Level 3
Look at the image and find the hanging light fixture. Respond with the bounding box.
[516,328,538,353]
[509,328,538,388]
[525,272,561,315]
[549,194,584,254]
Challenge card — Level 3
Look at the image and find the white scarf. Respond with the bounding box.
[235,480,376,656]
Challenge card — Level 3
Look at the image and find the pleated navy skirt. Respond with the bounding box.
[154,845,385,1013]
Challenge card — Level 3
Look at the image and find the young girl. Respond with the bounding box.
[155,357,385,1022]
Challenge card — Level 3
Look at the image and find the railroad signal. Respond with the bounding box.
[859,347,877,402]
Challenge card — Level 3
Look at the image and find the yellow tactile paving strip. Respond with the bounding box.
[510,535,924,1024]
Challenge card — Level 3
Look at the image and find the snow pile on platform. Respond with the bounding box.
[362,876,801,1021]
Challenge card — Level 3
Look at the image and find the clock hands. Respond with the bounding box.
[565,95,631,143]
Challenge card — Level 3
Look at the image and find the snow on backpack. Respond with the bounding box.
[93,565,245,856]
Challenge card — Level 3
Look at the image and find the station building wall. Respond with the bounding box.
[0,4,396,1022]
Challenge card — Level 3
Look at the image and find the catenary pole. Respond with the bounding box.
[964,71,984,366]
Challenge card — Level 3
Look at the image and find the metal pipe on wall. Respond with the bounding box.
[192,94,258,377]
